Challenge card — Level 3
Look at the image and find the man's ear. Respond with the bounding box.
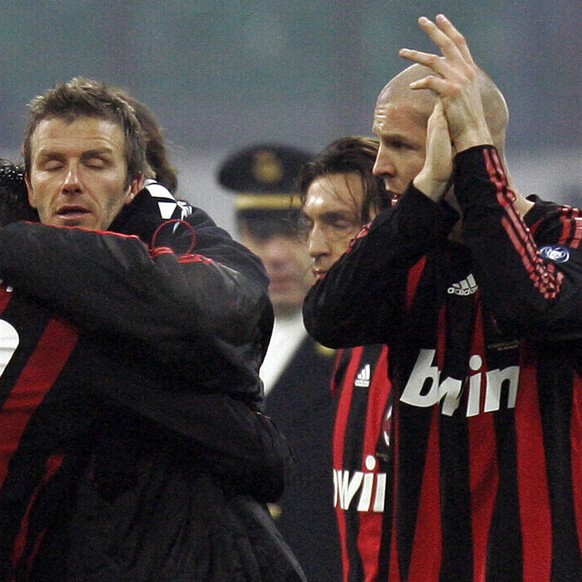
[25,174,37,208]
[125,174,145,205]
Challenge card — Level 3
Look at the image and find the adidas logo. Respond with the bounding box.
[447,273,478,296]
[355,364,371,388]
[146,182,193,219]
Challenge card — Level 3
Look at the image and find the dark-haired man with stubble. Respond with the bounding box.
[299,135,393,581]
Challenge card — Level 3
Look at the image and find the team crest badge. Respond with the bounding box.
[540,245,570,263]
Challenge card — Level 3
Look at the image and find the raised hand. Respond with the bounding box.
[400,14,492,153]
[412,100,453,202]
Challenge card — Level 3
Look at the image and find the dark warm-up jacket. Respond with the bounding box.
[0,185,303,581]
[304,146,582,582]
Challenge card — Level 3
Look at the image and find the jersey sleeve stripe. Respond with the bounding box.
[484,148,564,300]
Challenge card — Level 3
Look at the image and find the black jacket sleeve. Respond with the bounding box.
[455,146,582,339]
[0,218,272,399]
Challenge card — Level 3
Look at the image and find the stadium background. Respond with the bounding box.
[1,1,580,234]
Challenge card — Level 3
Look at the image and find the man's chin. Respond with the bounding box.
[53,216,99,229]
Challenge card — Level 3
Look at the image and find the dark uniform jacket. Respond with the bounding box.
[265,333,341,582]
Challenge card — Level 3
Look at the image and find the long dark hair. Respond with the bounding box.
[298,136,389,224]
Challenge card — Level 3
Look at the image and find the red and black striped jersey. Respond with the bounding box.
[305,146,582,581]
[332,344,392,582]
[0,186,292,580]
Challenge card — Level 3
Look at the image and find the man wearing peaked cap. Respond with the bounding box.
[219,143,309,196]
[218,143,315,319]
[218,143,342,582]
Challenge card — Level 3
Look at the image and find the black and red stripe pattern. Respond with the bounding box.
[0,289,87,578]
[305,144,582,580]
[332,344,391,581]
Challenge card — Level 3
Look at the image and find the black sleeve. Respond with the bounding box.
[455,146,582,339]
[0,221,272,399]
[303,185,457,348]
[100,375,293,502]
[111,189,269,287]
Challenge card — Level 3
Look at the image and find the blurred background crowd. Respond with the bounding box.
[1,0,581,234]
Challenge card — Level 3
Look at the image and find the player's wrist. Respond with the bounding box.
[413,170,450,202]
[454,125,493,153]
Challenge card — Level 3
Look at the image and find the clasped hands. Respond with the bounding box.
[403,14,493,201]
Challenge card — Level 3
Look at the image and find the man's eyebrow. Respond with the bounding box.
[380,129,408,140]
[372,123,408,142]
[35,150,66,163]
[36,146,114,159]
[81,147,114,158]
[321,210,354,222]
[381,133,416,146]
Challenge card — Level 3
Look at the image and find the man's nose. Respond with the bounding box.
[307,224,329,259]
[373,147,395,178]
[61,164,83,194]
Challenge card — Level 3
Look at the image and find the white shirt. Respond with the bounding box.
[260,310,306,397]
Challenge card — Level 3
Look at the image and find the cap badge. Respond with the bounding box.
[252,151,284,185]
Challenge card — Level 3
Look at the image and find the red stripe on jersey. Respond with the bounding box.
[12,454,64,573]
[570,373,582,559]
[406,257,427,312]
[389,396,402,582]
[348,224,371,251]
[500,214,540,281]
[557,211,582,249]
[559,212,573,245]
[484,149,564,300]
[149,244,214,265]
[407,406,442,581]
[151,247,214,265]
[178,254,213,265]
[333,347,364,581]
[483,150,532,262]
[467,307,499,582]
[570,216,582,249]
[3,318,79,572]
[514,358,552,581]
[357,346,390,582]
[0,317,79,489]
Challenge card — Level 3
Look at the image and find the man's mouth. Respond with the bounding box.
[57,205,91,220]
